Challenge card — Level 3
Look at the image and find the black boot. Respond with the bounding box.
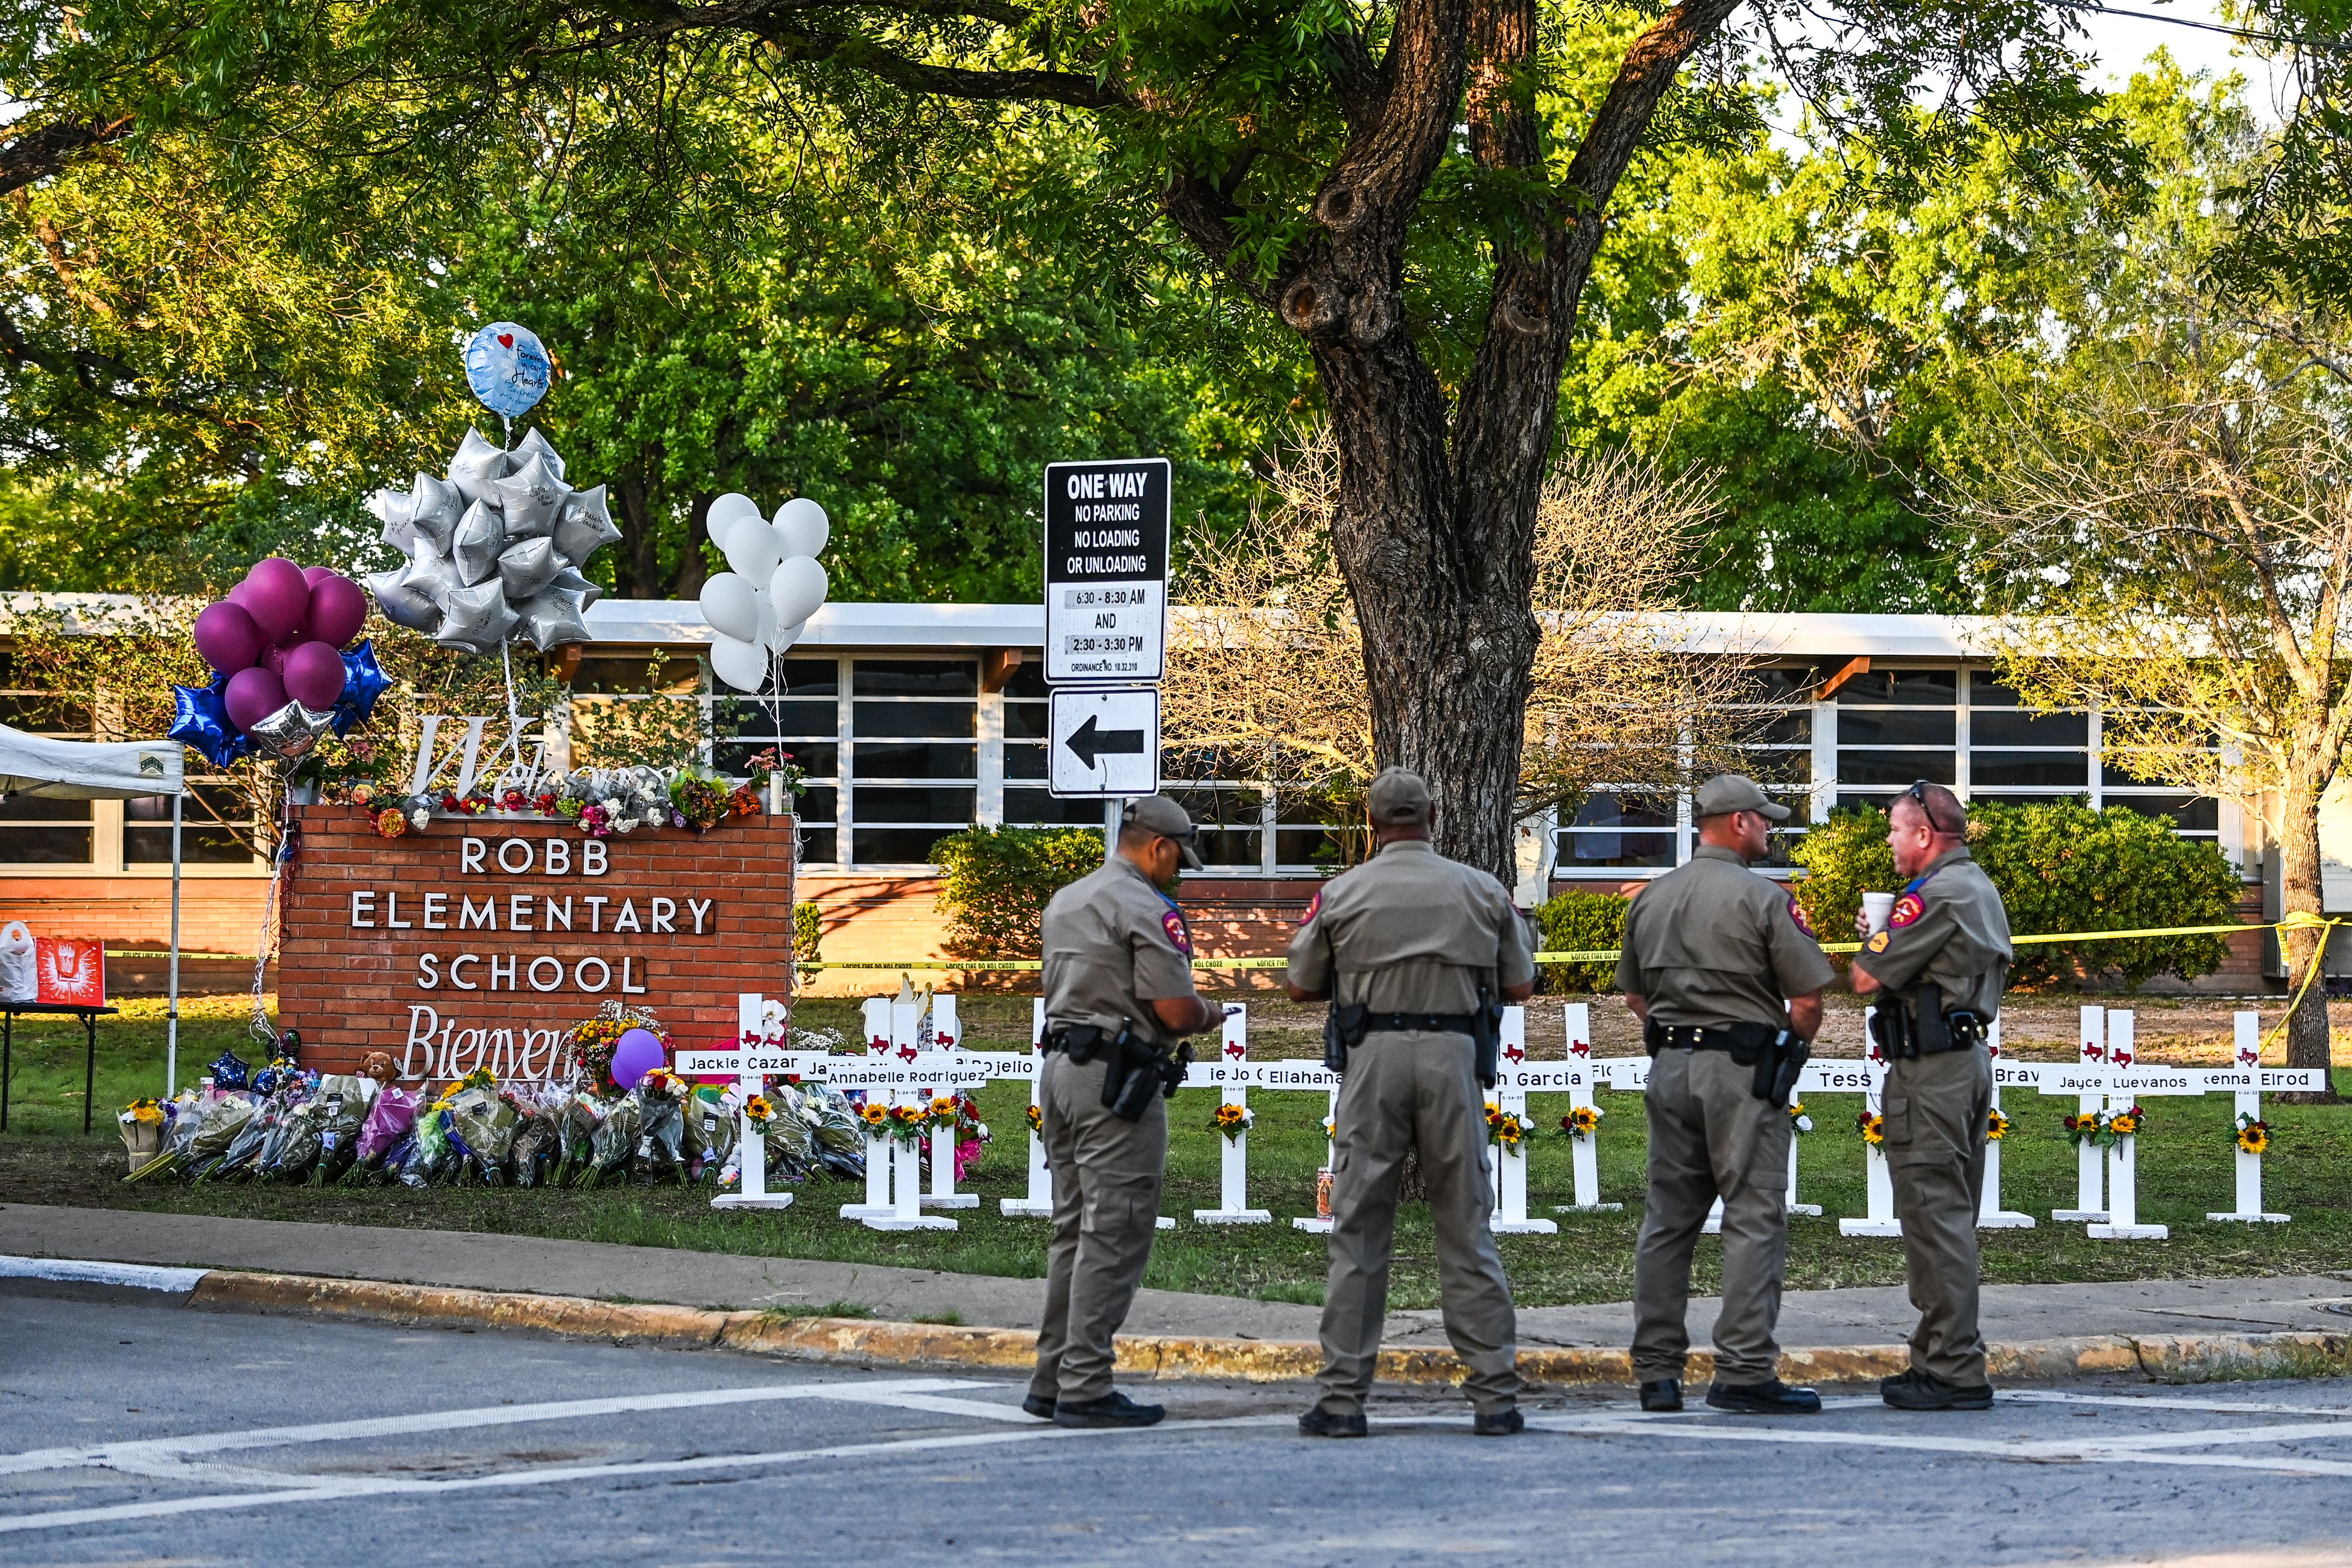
[1882,1370,1994,1411]
[1639,1379,1683,1412]
[1298,1406,1369,1438]
[1472,1406,1525,1436]
[1021,1393,1056,1420]
[1704,1377,1822,1415]
[1054,1390,1166,1429]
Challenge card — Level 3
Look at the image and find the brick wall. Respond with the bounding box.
[277,806,795,1080]
[0,874,269,955]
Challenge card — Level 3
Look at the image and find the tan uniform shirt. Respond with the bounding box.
[1041,855,1202,1048]
[1285,839,1535,1013]
[1854,847,2012,1018]
[1614,845,1836,1028]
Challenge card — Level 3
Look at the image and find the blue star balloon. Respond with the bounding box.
[463,321,552,419]
[169,680,245,769]
[333,640,390,735]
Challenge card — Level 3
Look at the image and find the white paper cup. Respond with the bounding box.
[1861,892,1897,935]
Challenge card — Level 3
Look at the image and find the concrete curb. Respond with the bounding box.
[180,1269,2352,1387]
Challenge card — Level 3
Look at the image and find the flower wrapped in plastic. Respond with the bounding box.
[630,1073,691,1184]
[579,1096,641,1187]
[686,1091,739,1183]
[799,1084,869,1181]
[446,1085,520,1184]
[396,1104,460,1187]
[350,1084,417,1171]
[509,1107,564,1187]
[195,1098,272,1181]
[117,1098,169,1171]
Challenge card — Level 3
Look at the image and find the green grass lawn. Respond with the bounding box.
[3,1006,2348,1311]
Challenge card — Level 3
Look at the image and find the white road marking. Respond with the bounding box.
[0,1378,993,1479]
[2006,1389,2352,1420]
[0,1415,1287,1536]
[0,1254,207,1293]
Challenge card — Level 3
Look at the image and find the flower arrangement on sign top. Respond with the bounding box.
[1856,1110,1885,1146]
[1987,1108,2012,1142]
[1788,1101,1814,1135]
[1485,1105,1532,1149]
[324,760,777,839]
[2064,1105,2146,1149]
[2236,1114,2271,1155]
[1560,1105,1603,1140]
[1211,1102,1256,1141]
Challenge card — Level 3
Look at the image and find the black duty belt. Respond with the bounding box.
[1362,1011,1479,1036]
[1645,1022,1775,1054]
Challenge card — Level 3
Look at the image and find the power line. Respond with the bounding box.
[2054,1,2352,55]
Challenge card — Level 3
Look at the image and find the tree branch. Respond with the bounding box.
[0,116,134,198]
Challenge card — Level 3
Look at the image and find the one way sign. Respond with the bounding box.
[1049,686,1160,797]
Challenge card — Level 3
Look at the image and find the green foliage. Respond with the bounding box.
[1532,890,1630,995]
[930,826,1105,959]
[1791,801,2242,989]
[794,902,823,966]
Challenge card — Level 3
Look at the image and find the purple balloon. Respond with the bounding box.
[302,565,337,590]
[259,643,291,677]
[192,601,262,675]
[282,640,346,710]
[242,558,311,643]
[223,666,287,733]
[609,1028,666,1090]
[306,575,368,650]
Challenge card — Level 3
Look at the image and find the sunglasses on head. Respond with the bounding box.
[1903,779,1962,835]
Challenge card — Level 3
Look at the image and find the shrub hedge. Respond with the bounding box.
[1532,888,1630,994]
[930,825,1107,958]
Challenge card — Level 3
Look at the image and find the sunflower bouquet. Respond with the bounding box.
[1986,1108,2012,1142]
[1558,1105,1604,1141]
[887,1100,931,1148]
[1788,1101,1814,1135]
[1025,1104,1043,1134]
[1210,1102,1256,1142]
[1484,1105,1532,1149]
[1856,1110,1885,1146]
[2063,1105,2145,1149]
[2235,1114,2271,1155]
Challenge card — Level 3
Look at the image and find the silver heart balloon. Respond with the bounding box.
[514,426,566,483]
[547,564,604,608]
[406,472,463,551]
[497,534,560,600]
[393,534,464,615]
[552,484,621,566]
[447,428,514,506]
[514,586,592,653]
[451,499,506,586]
[493,452,567,539]
[368,565,442,632]
[435,578,518,654]
[247,700,336,761]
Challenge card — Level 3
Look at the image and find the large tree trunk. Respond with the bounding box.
[2277,774,2341,1101]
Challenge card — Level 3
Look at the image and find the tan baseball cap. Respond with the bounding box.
[1367,767,1433,827]
[1693,773,1791,822]
[1122,794,1204,868]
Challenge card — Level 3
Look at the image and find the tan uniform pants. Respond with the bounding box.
[1315,1030,1520,1417]
[1884,1047,1993,1385]
[1029,1050,1167,1405]
[1632,1047,1791,1385]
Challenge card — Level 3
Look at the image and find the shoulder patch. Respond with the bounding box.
[1786,894,1816,938]
[1866,930,1892,953]
[1889,892,1926,929]
[1300,890,1321,927]
[1162,907,1193,955]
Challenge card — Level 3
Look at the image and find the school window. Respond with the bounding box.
[850,659,978,865]
[710,657,841,864]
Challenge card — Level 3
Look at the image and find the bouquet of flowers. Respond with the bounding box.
[1559,1105,1604,1141]
[2064,1105,2145,1149]
[669,771,733,832]
[1484,1104,1532,1149]
[1025,1104,1043,1134]
[2236,1114,2271,1155]
[1856,1110,1885,1146]
[1210,1102,1255,1142]
[1986,1107,2011,1142]
[1788,1101,1814,1135]
[566,1003,670,1095]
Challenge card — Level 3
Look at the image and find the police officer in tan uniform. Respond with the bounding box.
[1028,794,1216,1429]
[1286,767,1536,1438]
[1849,780,2012,1412]
[1618,774,1833,1415]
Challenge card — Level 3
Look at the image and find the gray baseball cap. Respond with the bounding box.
[1367,767,1433,827]
[1122,794,1204,868]
[1693,773,1791,822]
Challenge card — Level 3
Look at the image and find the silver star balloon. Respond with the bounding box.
[447,428,514,506]
[394,533,464,610]
[405,472,463,552]
[368,487,417,555]
[369,564,441,632]
[435,578,519,654]
[497,535,560,600]
[492,452,567,539]
[548,564,604,607]
[514,586,592,652]
[247,700,337,761]
[552,484,621,565]
[451,499,506,586]
[514,426,566,482]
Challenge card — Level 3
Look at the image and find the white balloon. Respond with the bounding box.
[709,633,770,694]
[769,555,829,625]
[698,572,760,643]
[754,592,780,652]
[773,497,830,559]
[723,520,785,581]
[708,492,762,536]
[770,616,806,653]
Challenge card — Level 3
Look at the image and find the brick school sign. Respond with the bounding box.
[277,805,796,1083]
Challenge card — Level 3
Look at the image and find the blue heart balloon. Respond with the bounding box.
[463,321,552,419]
[169,680,245,769]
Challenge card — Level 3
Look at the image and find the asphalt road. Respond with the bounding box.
[4,1286,2351,1566]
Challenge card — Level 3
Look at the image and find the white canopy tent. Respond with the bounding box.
[0,724,188,1088]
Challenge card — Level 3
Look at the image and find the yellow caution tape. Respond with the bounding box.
[803,917,2315,974]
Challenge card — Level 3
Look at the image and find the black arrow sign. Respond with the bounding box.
[1064,713,1146,768]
